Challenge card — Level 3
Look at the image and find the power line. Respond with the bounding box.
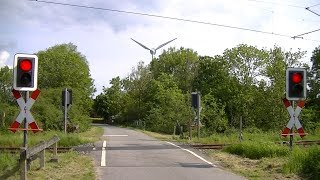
[246,0,305,8]
[292,28,320,39]
[244,0,320,23]
[244,3,320,23]
[28,0,320,42]
[308,3,320,8]
[306,7,320,17]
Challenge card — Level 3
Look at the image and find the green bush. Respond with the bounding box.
[224,141,289,159]
[224,127,238,136]
[284,146,320,179]
[245,127,262,134]
[0,104,19,132]
[300,147,320,178]
[0,153,19,172]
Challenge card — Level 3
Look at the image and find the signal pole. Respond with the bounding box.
[64,88,68,133]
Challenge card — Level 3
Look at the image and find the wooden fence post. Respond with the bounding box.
[26,135,60,169]
[39,150,45,169]
[39,141,45,169]
[51,142,59,162]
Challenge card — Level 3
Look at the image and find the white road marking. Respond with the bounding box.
[103,135,129,137]
[101,141,107,167]
[166,141,216,167]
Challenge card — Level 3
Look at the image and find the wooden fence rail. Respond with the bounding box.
[21,135,60,176]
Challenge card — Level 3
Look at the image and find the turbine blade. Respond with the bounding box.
[155,38,177,50]
[131,38,151,51]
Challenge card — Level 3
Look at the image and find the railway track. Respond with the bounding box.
[191,140,320,150]
[0,147,73,153]
[283,140,320,146]
[2,140,319,152]
[191,143,230,150]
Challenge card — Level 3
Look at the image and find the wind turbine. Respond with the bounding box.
[131,38,177,60]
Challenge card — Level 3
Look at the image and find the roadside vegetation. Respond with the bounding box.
[140,128,320,179]
[0,43,100,179]
[0,126,103,179]
[92,44,320,179]
[93,45,320,135]
[0,43,95,133]
[1,42,320,179]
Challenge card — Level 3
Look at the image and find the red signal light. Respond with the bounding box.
[19,59,32,71]
[292,73,302,84]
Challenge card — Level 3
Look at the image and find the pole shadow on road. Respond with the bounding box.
[106,144,180,151]
[179,163,213,168]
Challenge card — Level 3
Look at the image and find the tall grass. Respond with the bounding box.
[284,146,320,179]
[224,141,290,159]
[0,153,19,171]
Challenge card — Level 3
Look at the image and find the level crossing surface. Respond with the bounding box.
[91,125,244,180]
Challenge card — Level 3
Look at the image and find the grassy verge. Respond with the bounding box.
[209,150,299,180]
[224,141,289,159]
[138,128,320,179]
[1,151,96,180]
[283,146,320,179]
[0,126,103,147]
[0,126,104,179]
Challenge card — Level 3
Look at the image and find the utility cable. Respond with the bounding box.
[28,0,320,42]
[246,0,305,8]
[308,3,320,8]
[305,7,320,17]
[292,28,320,39]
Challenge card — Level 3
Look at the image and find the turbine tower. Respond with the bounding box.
[131,38,177,60]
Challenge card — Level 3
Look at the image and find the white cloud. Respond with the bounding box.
[0,51,10,68]
[1,0,319,95]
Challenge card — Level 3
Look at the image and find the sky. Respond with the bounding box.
[1,0,319,95]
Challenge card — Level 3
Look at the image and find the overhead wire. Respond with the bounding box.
[292,28,320,39]
[243,2,320,23]
[308,3,320,8]
[247,0,320,36]
[28,0,320,42]
[246,0,305,8]
[305,7,320,17]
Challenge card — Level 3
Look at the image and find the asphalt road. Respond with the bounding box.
[91,125,245,180]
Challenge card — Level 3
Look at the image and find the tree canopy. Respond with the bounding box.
[1,43,95,132]
[93,44,319,134]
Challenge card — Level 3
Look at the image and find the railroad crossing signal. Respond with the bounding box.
[191,92,200,109]
[13,54,38,91]
[62,89,72,106]
[9,89,41,133]
[286,68,306,101]
[282,98,305,138]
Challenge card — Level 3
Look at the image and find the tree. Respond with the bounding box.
[144,73,191,133]
[0,66,17,130]
[122,62,152,121]
[34,43,95,131]
[151,47,198,93]
[219,45,269,128]
[0,66,13,104]
[223,44,269,86]
[93,77,123,120]
[308,46,320,100]
[304,46,320,131]
[263,46,306,130]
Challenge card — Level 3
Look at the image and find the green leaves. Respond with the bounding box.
[37,43,95,95]
[93,43,313,134]
[30,43,95,131]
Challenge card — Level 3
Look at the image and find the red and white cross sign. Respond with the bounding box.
[282,98,305,138]
[9,89,41,133]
